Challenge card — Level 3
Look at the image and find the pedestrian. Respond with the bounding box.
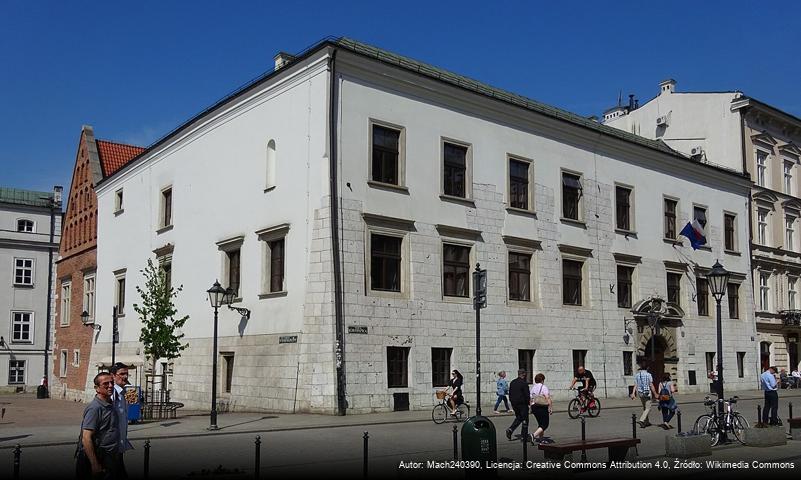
[657,372,677,429]
[493,371,510,414]
[505,369,530,441]
[110,362,133,478]
[528,373,553,444]
[447,370,464,416]
[631,361,658,428]
[75,372,121,479]
[761,365,779,425]
[779,368,789,389]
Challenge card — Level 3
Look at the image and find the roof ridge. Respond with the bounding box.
[96,138,145,149]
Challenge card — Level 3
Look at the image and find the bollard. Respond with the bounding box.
[254,435,261,480]
[13,444,20,480]
[580,416,587,462]
[363,431,369,478]
[677,409,682,433]
[631,413,637,439]
[452,425,458,460]
[758,404,762,424]
[144,439,151,480]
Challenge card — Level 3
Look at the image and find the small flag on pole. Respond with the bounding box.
[679,219,707,250]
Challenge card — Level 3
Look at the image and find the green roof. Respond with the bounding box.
[0,187,55,208]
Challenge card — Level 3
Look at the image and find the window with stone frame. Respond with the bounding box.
[572,350,587,373]
[387,346,410,388]
[372,124,402,186]
[785,161,794,195]
[256,226,289,297]
[758,208,769,245]
[759,272,770,311]
[113,273,125,316]
[84,274,96,321]
[724,213,737,251]
[60,281,71,326]
[727,283,740,319]
[371,234,401,292]
[443,141,468,198]
[623,351,633,376]
[518,349,534,384]
[617,265,634,308]
[705,352,716,374]
[667,272,682,305]
[431,348,452,387]
[73,349,80,367]
[562,172,582,220]
[17,219,34,233]
[787,215,796,252]
[509,158,532,210]
[615,185,633,231]
[693,205,707,231]
[562,259,583,305]
[789,277,798,310]
[756,150,768,187]
[664,198,678,239]
[226,249,241,298]
[443,243,470,297]
[14,258,34,286]
[114,189,124,213]
[222,353,235,393]
[737,352,746,378]
[9,360,25,384]
[161,187,173,228]
[508,251,532,302]
[697,277,709,316]
[11,312,32,343]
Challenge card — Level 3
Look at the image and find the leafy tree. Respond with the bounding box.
[133,259,189,397]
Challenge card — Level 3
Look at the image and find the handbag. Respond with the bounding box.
[531,384,549,406]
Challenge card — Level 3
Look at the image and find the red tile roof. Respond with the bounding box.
[96,140,145,177]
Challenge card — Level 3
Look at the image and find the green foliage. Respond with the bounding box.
[133,259,189,373]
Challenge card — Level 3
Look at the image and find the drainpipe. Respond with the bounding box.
[44,186,61,392]
[328,47,347,415]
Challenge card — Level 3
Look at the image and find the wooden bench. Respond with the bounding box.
[538,437,640,463]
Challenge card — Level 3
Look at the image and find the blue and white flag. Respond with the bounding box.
[679,219,707,250]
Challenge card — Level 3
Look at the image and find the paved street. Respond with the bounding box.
[1,388,800,478]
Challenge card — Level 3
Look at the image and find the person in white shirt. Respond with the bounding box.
[631,362,658,428]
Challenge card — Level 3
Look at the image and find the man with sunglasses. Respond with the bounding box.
[76,372,121,479]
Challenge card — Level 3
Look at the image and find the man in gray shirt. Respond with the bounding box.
[76,372,120,479]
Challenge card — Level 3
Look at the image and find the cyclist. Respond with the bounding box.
[570,366,597,404]
[447,370,464,415]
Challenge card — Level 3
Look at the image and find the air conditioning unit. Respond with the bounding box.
[656,115,668,126]
[691,146,704,157]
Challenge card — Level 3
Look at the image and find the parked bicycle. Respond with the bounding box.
[432,390,470,424]
[692,395,749,446]
[567,388,601,419]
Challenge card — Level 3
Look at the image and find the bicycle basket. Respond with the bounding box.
[435,390,447,400]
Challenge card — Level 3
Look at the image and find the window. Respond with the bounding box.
[789,277,797,310]
[615,185,633,231]
[518,349,534,383]
[257,226,289,296]
[267,239,284,293]
[114,189,124,212]
[17,219,34,233]
[724,213,737,251]
[59,350,67,377]
[443,244,470,297]
[758,209,769,245]
[161,187,173,227]
[693,206,707,231]
[623,351,633,376]
[759,272,770,311]
[387,346,410,388]
[14,258,34,286]
[737,352,746,378]
[509,158,532,210]
[73,349,80,367]
[11,312,32,343]
[371,124,401,185]
[443,141,468,198]
[572,350,587,373]
[756,150,767,186]
[664,198,678,239]
[617,265,634,308]
[787,215,796,251]
[667,272,682,305]
[563,259,583,305]
[508,251,531,302]
[431,348,452,387]
[705,352,716,374]
[688,371,697,386]
[562,172,582,220]
[727,283,740,319]
[697,277,709,316]
[60,282,71,326]
[114,274,125,316]
[83,274,96,321]
[222,353,234,394]
[161,262,172,293]
[9,360,25,384]
[265,139,277,190]
[785,161,794,194]
[226,249,241,298]
[371,234,401,292]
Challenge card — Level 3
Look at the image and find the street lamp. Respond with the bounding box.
[706,260,730,442]
[206,280,226,430]
[81,310,101,331]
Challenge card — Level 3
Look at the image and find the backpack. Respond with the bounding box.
[659,382,672,402]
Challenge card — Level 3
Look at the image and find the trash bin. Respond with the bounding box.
[461,415,497,476]
[36,385,48,399]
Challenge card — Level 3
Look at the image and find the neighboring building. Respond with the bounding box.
[0,186,62,392]
[50,126,144,401]
[605,80,801,375]
[92,39,754,415]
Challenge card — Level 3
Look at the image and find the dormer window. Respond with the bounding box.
[17,219,34,233]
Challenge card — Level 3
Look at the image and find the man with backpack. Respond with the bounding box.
[630,362,658,428]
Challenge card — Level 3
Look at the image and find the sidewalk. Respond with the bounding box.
[1,388,800,449]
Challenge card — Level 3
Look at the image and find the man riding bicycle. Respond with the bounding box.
[570,366,597,402]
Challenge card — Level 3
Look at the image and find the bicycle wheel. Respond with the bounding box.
[567,398,581,419]
[731,413,749,444]
[587,398,601,417]
[694,414,719,446]
[432,404,448,424]
[455,403,470,421]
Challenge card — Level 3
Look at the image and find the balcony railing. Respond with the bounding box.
[779,310,801,327]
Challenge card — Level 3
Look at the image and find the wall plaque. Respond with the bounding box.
[348,325,368,334]
[279,335,298,344]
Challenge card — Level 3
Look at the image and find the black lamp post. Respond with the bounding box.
[706,260,730,442]
[206,280,226,430]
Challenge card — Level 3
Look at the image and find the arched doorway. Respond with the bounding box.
[760,341,771,371]
[644,335,668,390]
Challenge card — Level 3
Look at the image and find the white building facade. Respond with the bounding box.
[92,40,755,414]
[606,80,801,375]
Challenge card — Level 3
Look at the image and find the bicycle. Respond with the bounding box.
[692,395,749,446]
[432,390,470,424]
[567,388,601,419]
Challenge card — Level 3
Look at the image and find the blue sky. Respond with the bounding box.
[1,0,799,194]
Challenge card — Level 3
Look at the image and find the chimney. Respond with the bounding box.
[634,98,639,109]
[659,79,677,95]
[628,94,635,110]
[53,185,63,207]
[273,52,296,71]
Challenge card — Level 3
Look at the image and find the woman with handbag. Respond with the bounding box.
[657,372,678,430]
[528,373,553,444]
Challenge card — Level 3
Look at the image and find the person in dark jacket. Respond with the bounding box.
[505,369,531,440]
